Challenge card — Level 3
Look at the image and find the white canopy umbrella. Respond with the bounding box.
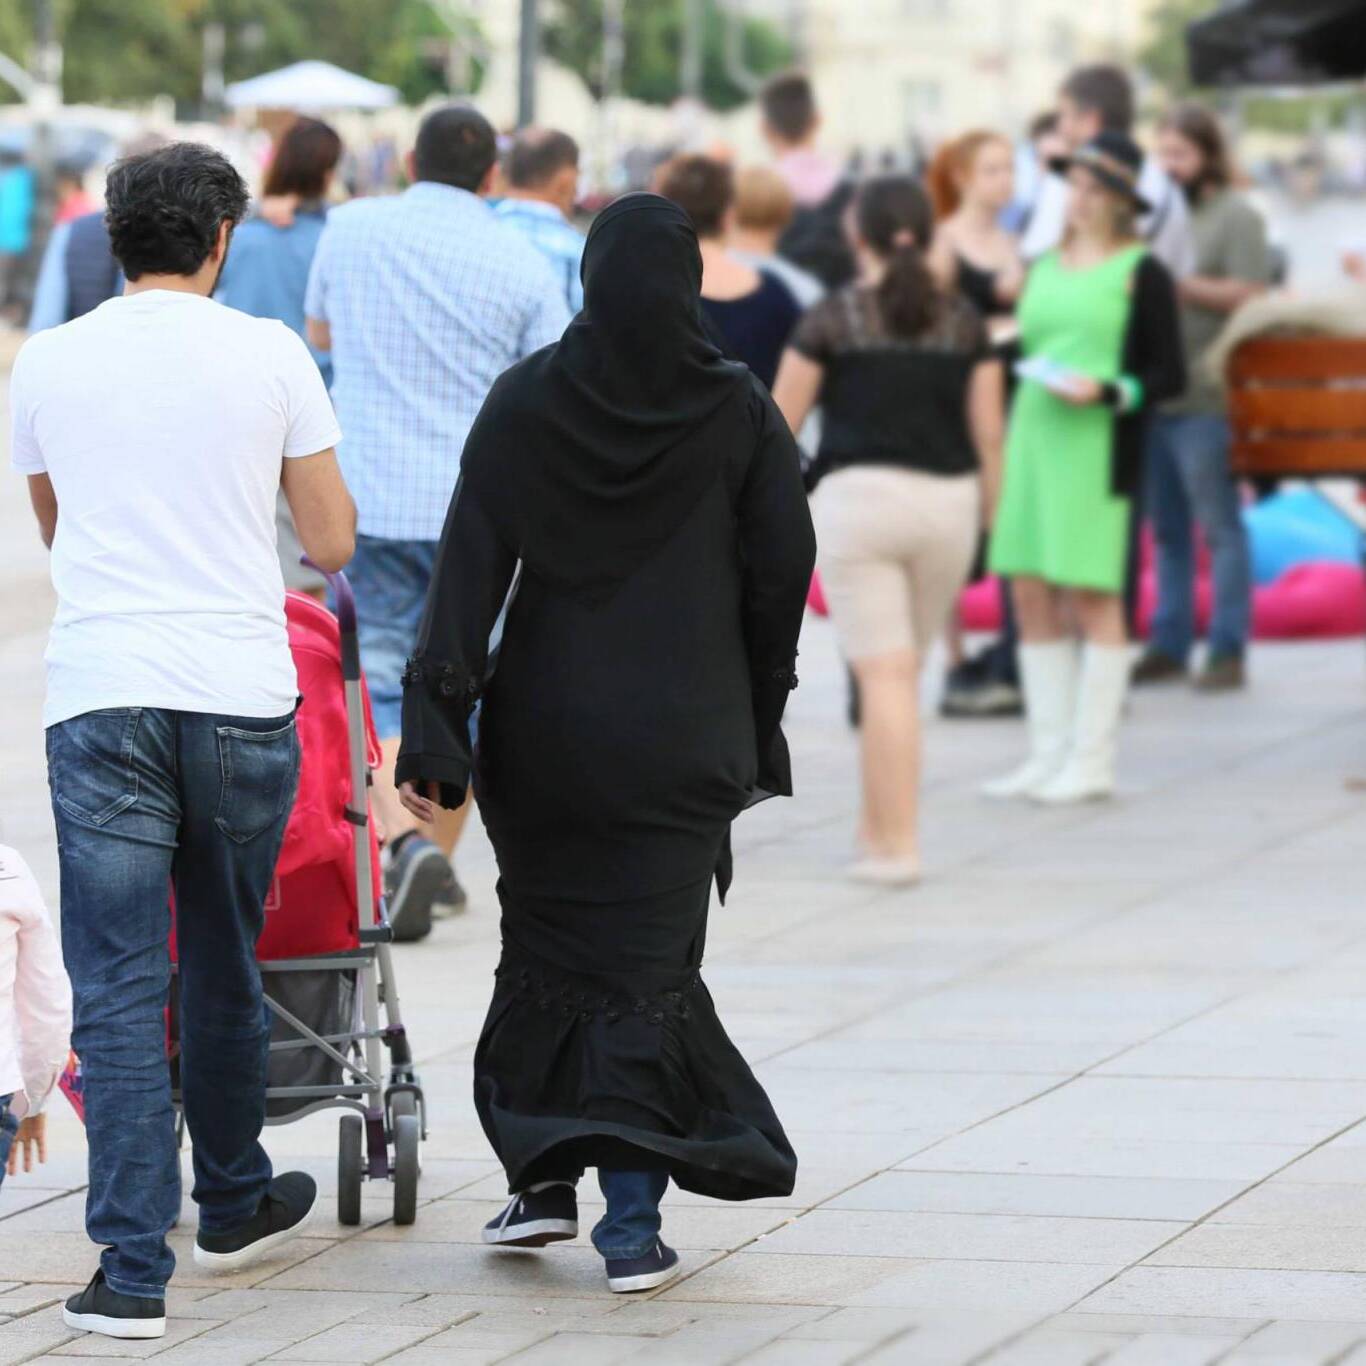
[225,60,400,113]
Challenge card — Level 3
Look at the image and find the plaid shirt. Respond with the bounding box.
[493,197,585,317]
[305,183,570,541]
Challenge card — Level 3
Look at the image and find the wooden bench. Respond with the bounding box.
[1227,336,1366,478]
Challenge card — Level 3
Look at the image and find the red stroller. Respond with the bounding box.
[170,570,425,1225]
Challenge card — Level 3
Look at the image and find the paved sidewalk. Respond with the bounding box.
[4,444,1366,1363]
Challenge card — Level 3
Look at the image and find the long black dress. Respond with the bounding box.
[396,195,816,1202]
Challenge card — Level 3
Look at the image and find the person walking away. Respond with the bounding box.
[53,165,96,225]
[984,132,1185,804]
[11,143,355,1340]
[28,210,120,331]
[760,71,856,290]
[730,166,824,309]
[1133,104,1271,692]
[773,177,1003,884]
[217,117,344,600]
[926,130,1027,719]
[658,155,801,389]
[494,127,586,316]
[396,195,813,1293]
[30,135,169,333]
[0,845,72,1185]
[1021,66,1194,278]
[305,106,570,941]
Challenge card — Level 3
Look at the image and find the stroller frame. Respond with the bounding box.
[174,567,425,1226]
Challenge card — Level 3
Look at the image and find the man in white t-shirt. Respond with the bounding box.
[1021,64,1196,277]
[10,143,355,1342]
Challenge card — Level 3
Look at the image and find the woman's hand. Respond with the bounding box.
[7,1113,46,1176]
[1052,376,1104,407]
[398,780,441,825]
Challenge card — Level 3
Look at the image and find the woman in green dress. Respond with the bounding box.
[985,131,1184,803]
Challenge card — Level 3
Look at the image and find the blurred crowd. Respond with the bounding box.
[11,62,1366,904]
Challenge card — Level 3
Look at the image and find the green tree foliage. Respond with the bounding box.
[1136,0,1211,101]
[546,0,790,110]
[0,0,477,107]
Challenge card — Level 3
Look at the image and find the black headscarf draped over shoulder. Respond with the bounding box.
[460,192,752,595]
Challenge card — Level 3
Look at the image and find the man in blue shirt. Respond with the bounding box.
[306,105,569,940]
[493,127,585,316]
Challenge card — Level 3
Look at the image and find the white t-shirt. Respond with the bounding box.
[10,290,343,728]
[1021,157,1197,278]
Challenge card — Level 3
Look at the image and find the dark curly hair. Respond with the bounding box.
[105,142,249,281]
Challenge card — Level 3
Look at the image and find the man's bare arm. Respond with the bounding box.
[282,448,356,573]
[27,474,57,548]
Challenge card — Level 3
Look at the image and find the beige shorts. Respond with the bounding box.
[813,466,979,662]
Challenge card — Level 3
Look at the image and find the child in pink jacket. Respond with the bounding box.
[0,845,72,1179]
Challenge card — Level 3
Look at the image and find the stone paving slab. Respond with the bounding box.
[6,410,1366,1361]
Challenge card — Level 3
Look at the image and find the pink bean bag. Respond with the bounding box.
[807,571,828,618]
[959,576,1003,632]
[1253,562,1366,639]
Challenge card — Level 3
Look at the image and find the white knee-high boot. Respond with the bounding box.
[1032,643,1131,804]
[980,641,1079,799]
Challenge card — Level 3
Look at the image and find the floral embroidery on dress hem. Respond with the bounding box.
[495,957,699,1026]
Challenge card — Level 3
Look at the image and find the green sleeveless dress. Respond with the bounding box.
[989,244,1146,593]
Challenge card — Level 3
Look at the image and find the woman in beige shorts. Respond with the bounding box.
[774,176,1004,885]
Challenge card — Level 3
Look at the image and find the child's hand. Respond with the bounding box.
[7,1113,47,1175]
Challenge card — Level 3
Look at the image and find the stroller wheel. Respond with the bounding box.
[393,1114,420,1226]
[338,1113,364,1226]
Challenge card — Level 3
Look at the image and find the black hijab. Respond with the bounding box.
[460,192,753,595]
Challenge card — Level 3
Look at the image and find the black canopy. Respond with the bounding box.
[1187,0,1366,87]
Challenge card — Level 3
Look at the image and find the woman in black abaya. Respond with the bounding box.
[396,194,816,1294]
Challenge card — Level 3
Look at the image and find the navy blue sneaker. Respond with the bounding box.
[605,1239,681,1293]
[385,835,453,942]
[483,1181,578,1248]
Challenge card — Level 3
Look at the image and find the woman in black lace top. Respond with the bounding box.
[395,195,814,1292]
[773,176,1004,887]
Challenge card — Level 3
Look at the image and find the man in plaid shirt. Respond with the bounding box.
[306,105,570,940]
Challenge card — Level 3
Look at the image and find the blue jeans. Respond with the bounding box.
[0,1093,16,1184]
[346,534,439,739]
[1147,413,1252,661]
[48,707,300,1298]
[563,1170,668,1260]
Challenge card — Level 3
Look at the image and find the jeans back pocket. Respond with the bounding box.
[214,720,300,845]
[47,708,142,827]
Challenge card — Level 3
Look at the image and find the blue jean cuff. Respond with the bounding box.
[101,1270,167,1300]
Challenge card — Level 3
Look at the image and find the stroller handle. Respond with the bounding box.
[302,558,362,683]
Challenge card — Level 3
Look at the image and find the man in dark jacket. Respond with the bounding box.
[760,71,855,290]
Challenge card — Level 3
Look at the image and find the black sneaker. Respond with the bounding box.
[1131,648,1186,686]
[482,1181,579,1247]
[385,835,451,942]
[605,1239,681,1293]
[63,1270,165,1340]
[193,1171,318,1272]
